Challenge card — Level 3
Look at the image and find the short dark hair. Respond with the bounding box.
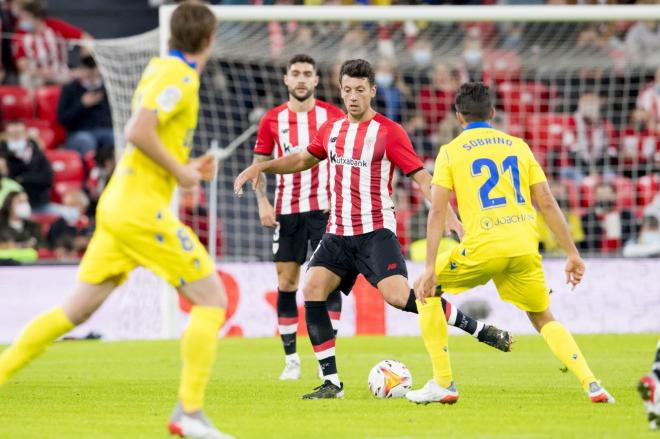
[80,55,97,70]
[287,54,316,71]
[21,0,48,20]
[454,82,493,122]
[339,59,375,86]
[169,3,217,54]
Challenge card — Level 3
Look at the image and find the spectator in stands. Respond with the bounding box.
[0,156,22,206]
[57,55,114,157]
[0,119,53,212]
[180,185,222,255]
[0,189,42,248]
[623,215,660,258]
[46,188,91,254]
[418,62,457,138]
[625,19,660,67]
[86,145,115,213]
[410,38,433,72]
[580,181,637,253]
[537,180,584,255]
[562,92,617,180]
[12,0,92,87]
[619,108,658,178]
[458,27,486,84]
[636,66,660,134]
[373,58,413,124]
[0,0,18,84]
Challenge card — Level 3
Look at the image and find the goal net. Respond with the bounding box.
[92,5,660,264]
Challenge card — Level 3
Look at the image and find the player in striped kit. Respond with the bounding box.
[236,59,512,399]
[252,54,345,380]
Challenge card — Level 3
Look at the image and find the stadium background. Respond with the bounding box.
[0,0,659,342]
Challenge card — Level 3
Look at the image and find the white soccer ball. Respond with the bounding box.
[367,359,413,398]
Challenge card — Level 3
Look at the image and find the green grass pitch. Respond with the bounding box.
[0,334,658,438]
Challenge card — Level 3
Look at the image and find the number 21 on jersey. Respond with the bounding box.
[471,155,525,209]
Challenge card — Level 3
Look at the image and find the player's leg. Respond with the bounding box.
[495,254,613,403]
[638,339,660,430]
[275,261,302,380]
[0,280,116,387]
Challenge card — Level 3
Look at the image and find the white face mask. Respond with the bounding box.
[14,201,31,219]
[463,49,482,66]
[81,78,103,90]
[7,139,27,154]
[61,206,81,224]
[375,72,394,88]
[412,50,432,66]
[640,230,660,245]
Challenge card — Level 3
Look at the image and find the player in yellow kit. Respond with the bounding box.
[0,4,233,439]
[408,82,614,405]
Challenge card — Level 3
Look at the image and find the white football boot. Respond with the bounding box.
[639,374,660,430]
[587,381,616,404]
[168,403,234,439]
[406,379,459,405]
[279,356,301,380]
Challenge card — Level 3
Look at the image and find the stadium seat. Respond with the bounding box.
[579,176,634,210]
[23,119,57,150]
[524,113,574,169]
[52,181,83,204]
[498,81,552,116]
[45,149,84,183]
[35,85,66,146]
[0,85,33,120]
[30,212,60,237]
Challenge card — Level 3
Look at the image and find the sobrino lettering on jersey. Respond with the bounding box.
[156,85,182,113]
[462,137,513,151]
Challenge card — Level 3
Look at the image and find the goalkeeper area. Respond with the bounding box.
[0,334,656,438]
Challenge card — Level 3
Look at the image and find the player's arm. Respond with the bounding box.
[410,170,464,240]
[252,154,277,228]
[234,150,320,196]
[125,108,202,189]
[531,181,585,289]
[414,184,451,303]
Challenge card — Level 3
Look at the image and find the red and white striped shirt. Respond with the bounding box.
[307,113,424,236]
[254,100,344,215]
[12,18,83,75]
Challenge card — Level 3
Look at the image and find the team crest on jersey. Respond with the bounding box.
[156,85,182,113]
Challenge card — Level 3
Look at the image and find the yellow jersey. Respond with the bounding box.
[98,55,199,216]
[432,122,547,260]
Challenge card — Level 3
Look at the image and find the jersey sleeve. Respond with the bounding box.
[431,146,453,190]
[253,112,275,156]
[525,143,547,185]
[137,68,193,126]
[385,123,424,176]
[46,18,84,39]
[307,121,329,160]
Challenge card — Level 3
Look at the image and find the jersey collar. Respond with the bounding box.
[463,121,492,131]
[168,49,197,69]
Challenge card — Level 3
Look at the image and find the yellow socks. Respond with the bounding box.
[178,306,226,413]
[0,307,74,387]
[417,297,452,388]
[540,321,596,390]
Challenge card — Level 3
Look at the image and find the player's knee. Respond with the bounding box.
[277,276,298,292]
[182,275,227,308]
[302,281,329,301]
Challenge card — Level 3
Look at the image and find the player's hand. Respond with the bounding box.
[257,198,278,229]
[234,164,261,197]
[190,153,217,181]
[446,218,465,241]
[564,254,586,290]
[176,161,203,190]
[414,267,437,305]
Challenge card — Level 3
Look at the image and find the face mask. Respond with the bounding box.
[7,139,27,154]
[640,230,660,245]
[18,20,34,32]
[81,79,103,90]
[412,50,432,66]
[463,49,482,66]
[14,202,31,219]
[61,206,81,224]
[375,73,394,88]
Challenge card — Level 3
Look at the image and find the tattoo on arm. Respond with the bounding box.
[252,155,270,201]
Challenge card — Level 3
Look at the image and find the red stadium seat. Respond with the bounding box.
[579,176,634,210]
[636,174,659,208]
[23,119,57,150]
[498,82,552,116]
[52,181,83,204]
[30,212,60,237]
[45,149,84,183]
[35,85,66,146]
[0,85,33,120]
[524,113,574,169]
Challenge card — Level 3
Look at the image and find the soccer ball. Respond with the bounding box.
[367,360,412,398]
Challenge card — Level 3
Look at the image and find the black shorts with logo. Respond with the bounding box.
[273,210,328,264]
[308,228,408,294]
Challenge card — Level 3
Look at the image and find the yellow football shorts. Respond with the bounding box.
[435,246,550,313]
[78,208,214,288]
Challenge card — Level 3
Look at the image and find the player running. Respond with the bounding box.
[639,340,660,430]
[0,4,233,438]
[252,54,345,380]
[235,59,511,400]
[409,82,614,405]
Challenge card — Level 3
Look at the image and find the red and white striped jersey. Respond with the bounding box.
[254,100,344,215]
[12,18,83,75]
[307,113,424,236]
